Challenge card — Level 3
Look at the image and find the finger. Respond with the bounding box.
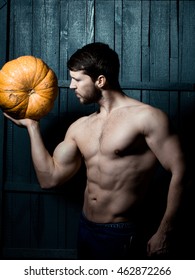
[3,112,16,121]
[147,243,151,256]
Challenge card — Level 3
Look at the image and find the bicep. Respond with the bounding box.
[51,135,82,185]
[144,110,185,172]
[156,134,185,172]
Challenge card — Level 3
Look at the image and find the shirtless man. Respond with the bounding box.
[4,43,186,259]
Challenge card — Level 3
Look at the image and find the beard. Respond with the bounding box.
[76,87,102,104]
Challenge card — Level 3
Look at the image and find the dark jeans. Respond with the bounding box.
[77,212,146,260]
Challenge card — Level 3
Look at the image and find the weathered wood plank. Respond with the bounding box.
[169,0,179,128]
[179,0,195,82]
[141,0,150,104]
[179,0,195,179]
[36,194,59,248]
[122,0,142,83]
[115,0,123,81]
[150,0,170,113]
[86,0,95,44]
[150,0,170,81]
[0,0,8,67]
[32,0,60,73]
[0,0,8,258]
[95,0,115,45]
[170,0,179,82]
[58,1,71,122]
[68,0,87,53]
[9,0,33,57]
[141,0,150,83]
[59,0,69,80]
[3,193,31,248]
[122,0,142,100]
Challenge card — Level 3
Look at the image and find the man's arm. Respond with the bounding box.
[4,113,82,189]
[142,107,187,256]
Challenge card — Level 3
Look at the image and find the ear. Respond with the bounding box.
[95,75,106,88]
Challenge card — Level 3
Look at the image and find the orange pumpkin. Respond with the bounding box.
[0,55,58,120]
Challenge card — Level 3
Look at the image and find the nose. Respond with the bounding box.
[69,79,76,89]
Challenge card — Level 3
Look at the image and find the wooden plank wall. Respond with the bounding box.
[0,0,8,258]
[0,0,195,259]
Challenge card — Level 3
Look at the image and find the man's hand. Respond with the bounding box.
[147,231,170,257]
[3,112,38,127]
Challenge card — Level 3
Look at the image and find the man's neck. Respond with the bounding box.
[98,90,128,114]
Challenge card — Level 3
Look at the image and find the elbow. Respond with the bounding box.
[36,171,61,189]
[39,182,56,189]
[40,183,54,190]
[39,178,59,190]
[39,176,66,189]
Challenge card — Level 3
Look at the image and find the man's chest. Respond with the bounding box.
[76,117,148,159]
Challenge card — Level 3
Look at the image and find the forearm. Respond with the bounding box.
[147,173,186,256]
[27,121,56,188]
[157,172,185,234]
[27,120,82,189]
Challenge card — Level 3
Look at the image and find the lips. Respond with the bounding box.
[75,93,81,99]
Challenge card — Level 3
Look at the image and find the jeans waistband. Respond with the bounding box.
[80,212,136,229]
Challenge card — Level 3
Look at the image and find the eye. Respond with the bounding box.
[73,77,80,82]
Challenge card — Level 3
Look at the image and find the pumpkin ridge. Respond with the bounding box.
[35,88,57,100]
[33,68,50,88]
[0,90,28,110]
[16,56,37,87]
[4,97,29,119]
[0,69,26,89]
[33,59,51,88]
[35,68,58,90]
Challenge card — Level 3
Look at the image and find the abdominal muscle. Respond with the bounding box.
[82,152,157,223]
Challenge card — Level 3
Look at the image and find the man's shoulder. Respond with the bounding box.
[123,98,159,115]
[69,115,87,129]
[68,112,96,131]
[123,98,169,127]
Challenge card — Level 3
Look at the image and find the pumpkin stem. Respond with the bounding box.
[28,89,36,95]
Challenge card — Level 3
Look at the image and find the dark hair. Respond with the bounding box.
[67,42,121,90]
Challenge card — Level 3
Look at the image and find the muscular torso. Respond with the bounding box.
[74,102,158,223]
